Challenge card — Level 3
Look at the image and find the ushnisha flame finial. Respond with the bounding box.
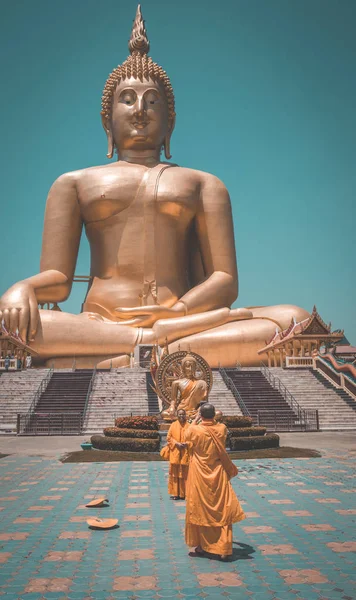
[128,4,150,56]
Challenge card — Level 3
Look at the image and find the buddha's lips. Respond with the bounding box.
[132,122,148,129]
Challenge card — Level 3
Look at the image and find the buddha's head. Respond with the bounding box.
[101,5,175,160]
[181,354,197,379]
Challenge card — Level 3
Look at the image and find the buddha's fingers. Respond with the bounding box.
[116,317,148,326]
[3,308,10,331]
[10,307,19,335]
[19,307,30,342]
[152,307,231,345]
[28,296,39,342]
[115,306,155,317]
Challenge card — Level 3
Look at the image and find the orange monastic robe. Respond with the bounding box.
[167,420,190,499]
[184,421,245,556]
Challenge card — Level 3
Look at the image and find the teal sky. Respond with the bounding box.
[0,0,355,343]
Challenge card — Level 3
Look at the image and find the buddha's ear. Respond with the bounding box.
[101,113,114,159]
[163,115,176,160]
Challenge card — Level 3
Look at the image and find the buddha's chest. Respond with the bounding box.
[77,166,197,225]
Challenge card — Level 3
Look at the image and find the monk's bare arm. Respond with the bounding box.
[174,173,238,315]
[0,172,82,340]
[183,425,194,450]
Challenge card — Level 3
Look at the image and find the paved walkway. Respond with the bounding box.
[0,449,355,599]
[1,431,355,457]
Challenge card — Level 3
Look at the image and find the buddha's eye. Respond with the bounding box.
[145,92,160,106]
[120,91,136,106]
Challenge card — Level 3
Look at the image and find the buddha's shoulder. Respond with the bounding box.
[54,164,116,181]
[170,166,227,188]
[52,165,226,189]
[50,165,109,187]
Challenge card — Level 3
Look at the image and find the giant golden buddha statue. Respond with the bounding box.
[0,6,308,368]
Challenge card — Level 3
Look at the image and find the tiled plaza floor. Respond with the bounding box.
[0,451,355,599]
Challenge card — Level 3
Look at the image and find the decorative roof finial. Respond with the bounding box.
[129,5,150,56]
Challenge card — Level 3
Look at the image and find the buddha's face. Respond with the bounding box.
[182,360,196,379]
[111,77,169,153]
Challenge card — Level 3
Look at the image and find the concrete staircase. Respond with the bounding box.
[270,367,356,430]
[83,368,160,434]
[21,370,94,435]
[35,371,93,414]
[209,370,242,416]
[225,367,297,424]
[83,368,239,434]
[0,369,50,433]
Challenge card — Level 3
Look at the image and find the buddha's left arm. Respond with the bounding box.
[174,174,238,314]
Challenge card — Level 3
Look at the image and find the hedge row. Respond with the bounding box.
[229,434,280,451]
[91,435,160,452]
[228,427,266,438]
[114,416,159,430]
[222,416,253,428]
[104,427,159,439]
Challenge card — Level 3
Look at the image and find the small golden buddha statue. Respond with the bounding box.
[165,354,208,420]
[0,6,308,368]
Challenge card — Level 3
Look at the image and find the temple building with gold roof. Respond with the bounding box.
[258,306,344,368]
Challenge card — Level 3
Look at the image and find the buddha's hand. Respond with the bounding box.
[114,304,185,328]
[0,282,39,342]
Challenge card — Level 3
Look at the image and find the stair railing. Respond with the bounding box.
[81,367,97,433]
[18,367,54,434]
[314,355,356,400]
[260,362,304,419]
[219,367,251,417]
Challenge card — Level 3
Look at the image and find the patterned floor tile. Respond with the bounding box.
[0,452,354,599]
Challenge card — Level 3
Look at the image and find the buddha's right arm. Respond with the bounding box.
[37,172,82,300]
[0,173,82,340]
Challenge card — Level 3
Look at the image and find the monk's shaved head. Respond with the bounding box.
[200,403,215,419]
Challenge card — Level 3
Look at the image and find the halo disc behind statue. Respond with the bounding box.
[155,350,213,407]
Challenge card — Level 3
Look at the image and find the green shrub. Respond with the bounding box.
[114,416,159,430]
[91,435,160,452]
[104,427,159,439]
[222,416,253,428]
[229,434,279,451]
[228,426,266,438]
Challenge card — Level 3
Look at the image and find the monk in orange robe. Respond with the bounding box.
[183,403,245,559]
[166,409,190,500]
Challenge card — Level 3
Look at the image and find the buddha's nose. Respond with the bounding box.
[134,97,145,118]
